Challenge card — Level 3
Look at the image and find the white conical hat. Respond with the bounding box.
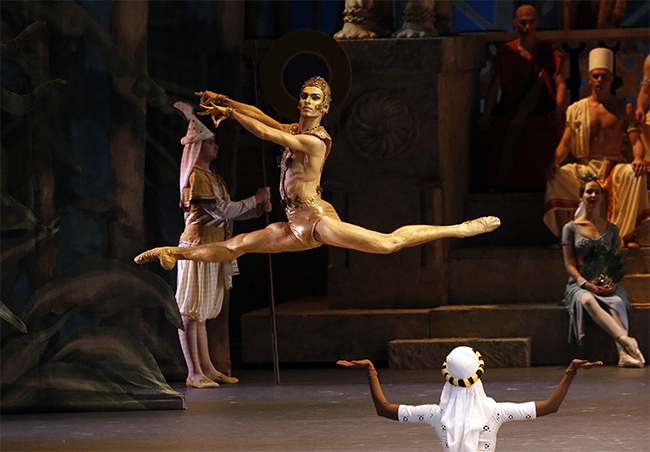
[589,48,614,73]
[175,101,214,196]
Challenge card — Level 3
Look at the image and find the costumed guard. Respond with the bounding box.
[173,102,271,388]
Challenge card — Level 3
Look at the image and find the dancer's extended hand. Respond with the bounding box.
[337,359,374,370]
[566,359,603,373]
[197,103,232,128]
[195,91,228,108]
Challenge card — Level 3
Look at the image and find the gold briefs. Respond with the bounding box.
[283,195,340,248]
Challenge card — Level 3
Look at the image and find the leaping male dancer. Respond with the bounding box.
[135,77,500,270]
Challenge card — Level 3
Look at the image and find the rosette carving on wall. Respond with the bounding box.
[345,90,417,159]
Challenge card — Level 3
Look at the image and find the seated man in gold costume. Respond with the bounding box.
[135,77,500,270]
[544,48,648,248]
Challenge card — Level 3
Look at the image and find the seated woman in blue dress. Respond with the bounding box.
[561,174,645,367]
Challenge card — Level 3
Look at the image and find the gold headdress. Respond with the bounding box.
[302,76,332,112]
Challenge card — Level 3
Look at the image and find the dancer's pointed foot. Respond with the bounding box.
[618,350,645,368]
[457,216,501,238]
[134,247,178,270]
[617,335,645,364]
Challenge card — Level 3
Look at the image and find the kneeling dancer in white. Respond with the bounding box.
[338,346,602,452]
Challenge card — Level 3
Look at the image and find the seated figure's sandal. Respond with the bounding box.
[617,335,646,364]
[618,349,644,368]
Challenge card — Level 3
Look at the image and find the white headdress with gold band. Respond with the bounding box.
[588,47,614,73]
[175,101,214,198]
[440,347,497,452]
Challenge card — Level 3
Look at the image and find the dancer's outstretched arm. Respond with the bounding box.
[204,104,325,157]
[337,359,399,420]
[535,359,602,417]
[196,91,288,131]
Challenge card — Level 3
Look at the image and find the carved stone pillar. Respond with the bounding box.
[325,37,484,309]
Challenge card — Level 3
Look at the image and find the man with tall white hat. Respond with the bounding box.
[173,102,271,388]
[544,47,649,248]
[338,347,602,452]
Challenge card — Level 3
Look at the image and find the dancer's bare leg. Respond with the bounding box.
[580,293,626,338]
[135,222,308,269]
[315,216,500,254]
[580,293,645,364]
[196,321,219,378]
[178,317,205,381]
[195,321,238,383]
[135,217,500,267]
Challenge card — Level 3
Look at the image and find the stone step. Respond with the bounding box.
[622,274,650,304]
[428,304,649,365]
[241,299,431,364]
[428,305,569,365]
[449,247,568,304]
[240,301,649,366]
[620,247,650,275]
[388,337,531,370]
[449,247,649,305]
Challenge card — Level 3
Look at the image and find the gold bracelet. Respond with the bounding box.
[226,107,234,118]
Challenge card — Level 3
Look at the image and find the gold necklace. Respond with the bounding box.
[298,126,319,135]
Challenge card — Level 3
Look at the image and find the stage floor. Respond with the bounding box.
[2,365,648,452]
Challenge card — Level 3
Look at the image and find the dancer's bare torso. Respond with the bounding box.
[279,124,329,205]
[588,97,627,156]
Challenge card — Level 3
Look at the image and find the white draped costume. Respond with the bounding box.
[543,98,650,241]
